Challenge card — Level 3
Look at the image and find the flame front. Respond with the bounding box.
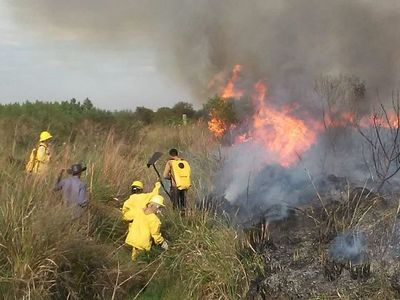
[208,113,227,138]
[248,81,317,167]
[208,65,399,167]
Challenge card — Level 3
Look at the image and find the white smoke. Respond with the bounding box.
[216,125,398,222]
[328,230,367,264]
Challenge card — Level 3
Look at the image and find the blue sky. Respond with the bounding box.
[0,1,191,110]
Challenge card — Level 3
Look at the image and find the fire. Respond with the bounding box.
[322,110,400,129]
[249,81,317,167]
[208,64,400,167]
[323,111,356,127]
[208,113,227,138]
[208,65,244,137]
[359,112,400,128]
[221,64,244,99]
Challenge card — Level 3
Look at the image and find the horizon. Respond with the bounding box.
[0,97,202,112]
[0,0,193,110]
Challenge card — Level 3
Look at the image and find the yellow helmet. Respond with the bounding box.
[150,195,165,207]
[39,131,52,142]
[131,180,144,189]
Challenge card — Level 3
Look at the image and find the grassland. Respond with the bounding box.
[1,101,400,299]
[0,102,261,300]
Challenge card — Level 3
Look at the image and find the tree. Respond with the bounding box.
[134,106,155,125]
[358,94,400,192]
[171,101,196,118]
[154,107,174,124]
[82,98,94,111]
[203,96,238,125]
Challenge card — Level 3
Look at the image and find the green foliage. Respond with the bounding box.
[203,96,254,128]
[82,98,94,111]
[203,96,237,125]
[0,99,202,144]
[154,102,197,125]
[135,106,155,125]
[171,101,196,118]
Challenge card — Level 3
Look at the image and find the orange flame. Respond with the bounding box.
[359,112,400,128]
[323,110,400,129]
[208,64,400,166]
[323,111,356,128]
[208,113,227,138]
[221,64,244,99]
[248,81,317,167]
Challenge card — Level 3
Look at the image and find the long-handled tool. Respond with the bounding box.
[147,152,171,200]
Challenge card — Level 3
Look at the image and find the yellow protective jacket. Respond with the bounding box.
[27,142,51,174]
[122,182,161,215]
[123,207,164,250]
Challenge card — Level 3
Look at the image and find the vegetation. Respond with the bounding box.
[1,98,400,299]
[0,100,257,299]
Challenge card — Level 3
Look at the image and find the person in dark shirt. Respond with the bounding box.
[55,163,88,218]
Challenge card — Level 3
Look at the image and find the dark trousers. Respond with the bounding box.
[170,187,187,210]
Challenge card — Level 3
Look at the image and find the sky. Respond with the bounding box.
[2,0,399,112]
[0,1,191,110]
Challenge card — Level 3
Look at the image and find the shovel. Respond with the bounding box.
[147,152,171,199]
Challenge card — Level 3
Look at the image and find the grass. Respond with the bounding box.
[2,107,399,299]
[161,210,249,299]
[0,117,257,299]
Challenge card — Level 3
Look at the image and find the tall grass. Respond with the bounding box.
[0,118,256,299]
[161,210,249,299]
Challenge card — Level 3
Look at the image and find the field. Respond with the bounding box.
[0,101,400,299]
[0,102,259,300]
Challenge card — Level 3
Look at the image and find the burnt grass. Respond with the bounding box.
[244,186,400,299]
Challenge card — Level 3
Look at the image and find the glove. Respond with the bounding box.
[161,241,169,250]
[155,181,161,188]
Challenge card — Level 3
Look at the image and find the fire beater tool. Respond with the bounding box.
[147,152,171,200]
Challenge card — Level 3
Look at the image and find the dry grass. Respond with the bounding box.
[0,119,255,299]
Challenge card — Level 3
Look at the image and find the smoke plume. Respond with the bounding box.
[9,0,400,101]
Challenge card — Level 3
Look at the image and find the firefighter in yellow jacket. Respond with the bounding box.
[123,195,168,261]
[163,148,191,210]
[122,180,161,215]
[26,131,52,174]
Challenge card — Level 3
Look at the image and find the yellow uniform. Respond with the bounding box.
[122,182,160,214]
[32,143,51,174]
[123,207,164,260]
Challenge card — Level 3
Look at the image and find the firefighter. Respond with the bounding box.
[54,163,88,218]
[122,180,161,216]
[26,131,52,174]
[123,195,168,261]
[163,148,191,210]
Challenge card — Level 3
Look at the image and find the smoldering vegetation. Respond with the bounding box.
[211,123,399,225]
[328,231,367,265]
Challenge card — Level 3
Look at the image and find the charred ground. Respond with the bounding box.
[241,182,400,299]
